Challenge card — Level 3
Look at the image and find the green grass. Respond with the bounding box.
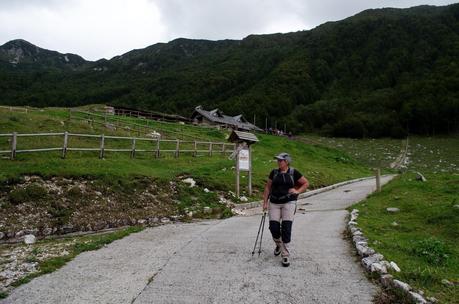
[297,134,404,169]
[0,106,372,199]
[351,173,458,303]
[406,137,459,174]
[299,134,459,174]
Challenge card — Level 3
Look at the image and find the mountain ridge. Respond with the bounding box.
[0,3,458,137]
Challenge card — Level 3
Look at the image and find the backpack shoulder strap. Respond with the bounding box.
[272,168,280,180]
[288,167,295,185]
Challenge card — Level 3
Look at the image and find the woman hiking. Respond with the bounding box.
[262,152,309,267]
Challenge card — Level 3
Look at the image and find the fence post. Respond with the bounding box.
[131,138,136,158]
[193,141,197,157]
[62,131,68,159]
[175,139,180,158]
[209,142,212,156]
[10,132,17,160]
[221,143,225,154]
[155,138,160,158]
[375,168,381,192]
[99,134,105,159]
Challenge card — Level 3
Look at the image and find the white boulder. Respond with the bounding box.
[24,234,36,245]
[393,279,411,292]
[386,207,400,213]
[182,178,196,187]
[370,262,388,274]
[409,291,427,304]
[390,261,401,272]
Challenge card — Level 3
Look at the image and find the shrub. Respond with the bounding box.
[8,184,48,205]
[67,186,82,198]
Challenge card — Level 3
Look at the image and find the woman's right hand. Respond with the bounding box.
[262,201,269,211]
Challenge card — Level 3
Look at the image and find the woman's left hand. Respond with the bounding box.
[288,188,299,195]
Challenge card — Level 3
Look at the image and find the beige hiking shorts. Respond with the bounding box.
[268,201,296,222]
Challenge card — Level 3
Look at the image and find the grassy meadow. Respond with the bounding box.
[0,106,372,197]
[355,172,458,303]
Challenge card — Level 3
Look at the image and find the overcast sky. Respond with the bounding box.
[0,0,456,60]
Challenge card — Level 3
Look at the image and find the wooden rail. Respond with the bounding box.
[0,106,34,114]
[0,132,235,160]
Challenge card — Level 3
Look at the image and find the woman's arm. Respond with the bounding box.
[262,179,273,211]
[289,176,309,195]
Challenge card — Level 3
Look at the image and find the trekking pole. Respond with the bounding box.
[252,212,266,256]
[258,212,267,256]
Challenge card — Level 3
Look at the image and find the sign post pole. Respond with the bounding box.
[248,145,252,195]
[236,143,240,198]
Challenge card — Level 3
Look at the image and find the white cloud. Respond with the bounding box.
[154,0,309,39]
[0,0,166,60]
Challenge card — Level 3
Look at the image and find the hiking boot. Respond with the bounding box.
[274,245,281,256]
[282,256,290,267]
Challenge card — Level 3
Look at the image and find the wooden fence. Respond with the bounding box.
[0,132,235,160]
[0,105,34,114]
[390,138,410,169]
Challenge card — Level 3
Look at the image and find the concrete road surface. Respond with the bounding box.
[1,175,395,304]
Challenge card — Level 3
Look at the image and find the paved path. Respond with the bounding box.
[1,175,395,304]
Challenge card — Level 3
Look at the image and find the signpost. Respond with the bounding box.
[229,130,258,198]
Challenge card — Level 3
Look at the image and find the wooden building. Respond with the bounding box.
[191,106,262,132]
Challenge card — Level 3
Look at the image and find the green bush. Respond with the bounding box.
[67,186,82,198]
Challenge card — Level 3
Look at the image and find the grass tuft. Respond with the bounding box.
[411,238,451,266]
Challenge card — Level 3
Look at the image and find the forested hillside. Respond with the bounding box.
[1,4,458,138]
